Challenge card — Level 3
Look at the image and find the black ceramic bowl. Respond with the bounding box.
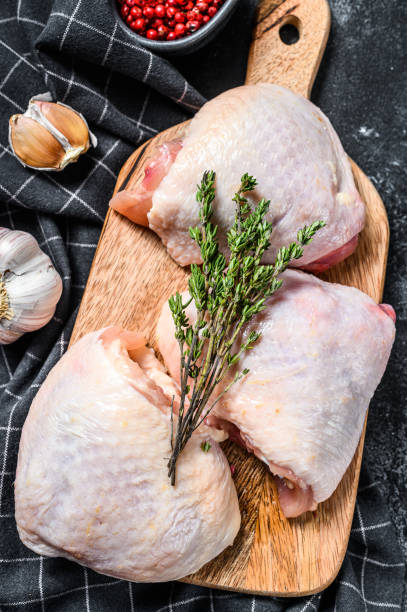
[113,0,240,56]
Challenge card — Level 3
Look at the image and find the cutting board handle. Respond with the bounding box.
[245,0,331,99]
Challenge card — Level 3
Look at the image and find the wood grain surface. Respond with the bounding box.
[70,0,390,597]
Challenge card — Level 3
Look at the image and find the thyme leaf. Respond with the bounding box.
[167,171,325,485]
[200,441,211,453]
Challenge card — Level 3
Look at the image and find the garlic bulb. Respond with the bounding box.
[0,227,63,344]
[9,92,97,171]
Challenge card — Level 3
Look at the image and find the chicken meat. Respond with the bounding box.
[15,327,240,582]
[110,84,365,272]
[157,271,395,517]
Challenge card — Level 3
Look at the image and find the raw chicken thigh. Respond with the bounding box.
[157,271,395,517]
[110,84,365,271]
[15,327,240,582]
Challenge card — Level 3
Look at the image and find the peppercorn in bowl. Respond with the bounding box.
[114,0,239,55]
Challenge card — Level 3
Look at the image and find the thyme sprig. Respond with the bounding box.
[167,171,325,485]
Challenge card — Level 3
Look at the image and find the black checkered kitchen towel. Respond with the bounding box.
[0,1,405,610]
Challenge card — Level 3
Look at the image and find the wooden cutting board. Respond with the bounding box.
[70,0,390,596]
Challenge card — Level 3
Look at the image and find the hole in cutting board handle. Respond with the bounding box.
[279,16,301,45]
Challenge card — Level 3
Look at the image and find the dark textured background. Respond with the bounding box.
[178,0,407,563]
[312,0,407,564]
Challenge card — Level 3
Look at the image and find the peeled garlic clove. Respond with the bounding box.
[9,115,66,169]
[0,227,63,345]
[8,92,97,171]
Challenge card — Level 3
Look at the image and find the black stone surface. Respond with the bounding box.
[175,0,407,565]
[312,0,407,565]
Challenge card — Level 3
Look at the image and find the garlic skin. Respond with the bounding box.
[0,227,63,344]
[9,92,97,171]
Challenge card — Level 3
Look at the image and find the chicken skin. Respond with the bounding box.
[157,271,395,517]
[110,84,365,271]
[15,327,240,582]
